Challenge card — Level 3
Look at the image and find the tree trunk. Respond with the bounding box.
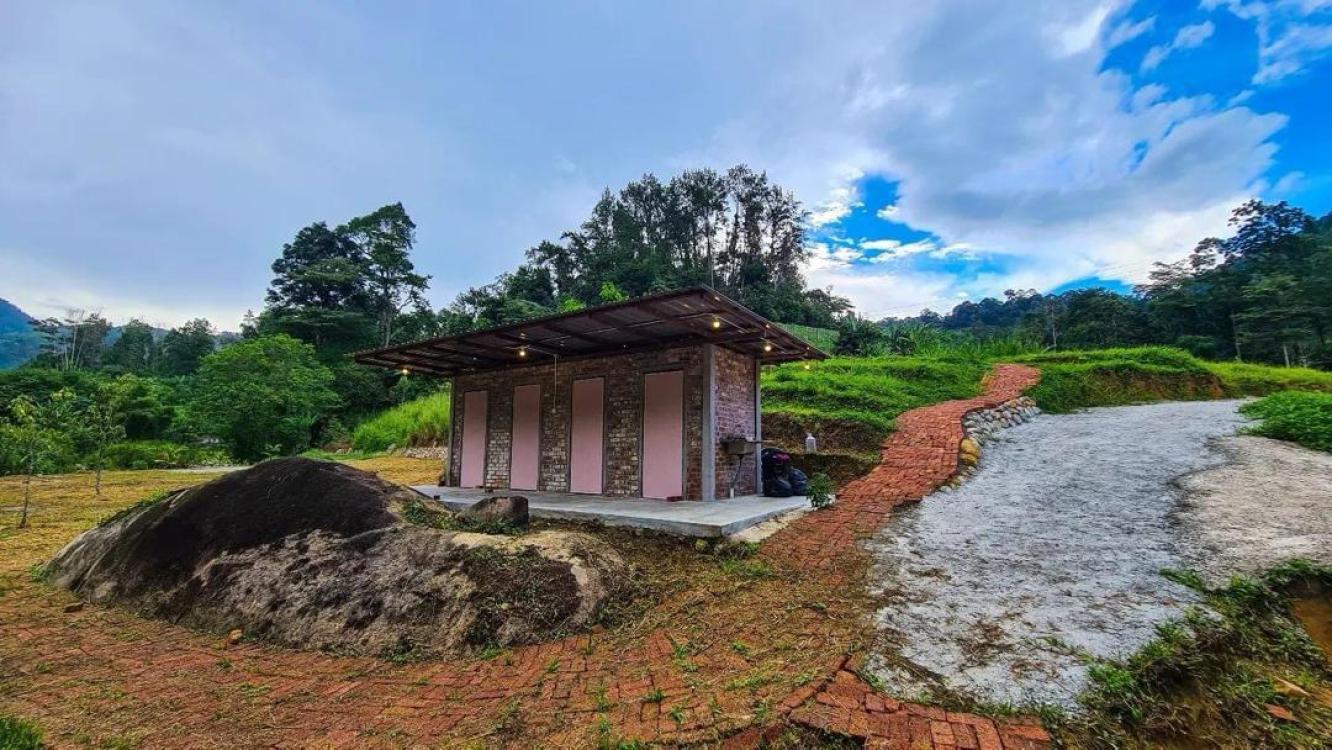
[20,455,33,529]
[95,463,103,497]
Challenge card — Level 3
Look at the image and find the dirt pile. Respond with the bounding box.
[46,458,628,654]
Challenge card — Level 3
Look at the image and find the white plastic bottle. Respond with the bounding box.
[804,432,817,453]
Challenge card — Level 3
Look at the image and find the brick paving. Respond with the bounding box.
[0,364,1045,749]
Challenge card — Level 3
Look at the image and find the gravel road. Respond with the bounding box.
[865,400,1252,708]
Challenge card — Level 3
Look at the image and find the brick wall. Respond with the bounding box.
[448,345,707,499]
[713,346,759,497]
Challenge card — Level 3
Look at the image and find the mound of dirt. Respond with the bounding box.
[47,458,629,654]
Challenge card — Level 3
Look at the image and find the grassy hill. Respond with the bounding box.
[350,390,452,453]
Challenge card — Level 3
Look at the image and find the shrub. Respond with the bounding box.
[1240,391,1332,452]
[351,389,451,453]
[185,335,339,461]
[102,440,230,470]
[0,714,42,750]
[807,473,833,509]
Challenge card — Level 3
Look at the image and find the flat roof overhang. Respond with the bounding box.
[353,285,829,377]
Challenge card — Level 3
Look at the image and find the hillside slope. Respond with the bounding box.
[0,298,40,370]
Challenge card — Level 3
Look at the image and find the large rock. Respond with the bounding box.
[47,458,628,654]
[460,495,529,527]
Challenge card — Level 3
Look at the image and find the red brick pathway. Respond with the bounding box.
[761,363,1048,749]
[1,365,1046,749]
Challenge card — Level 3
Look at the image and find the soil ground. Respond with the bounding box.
[1176,435,1332,583]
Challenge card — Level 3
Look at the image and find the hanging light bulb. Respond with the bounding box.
[400,367,410,376]
[711,318,722,329]
[762,341,773,353]
[518,347,528,358]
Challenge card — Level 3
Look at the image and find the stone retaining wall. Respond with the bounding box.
[945,396,1040,489]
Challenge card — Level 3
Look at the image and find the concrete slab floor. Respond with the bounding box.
[410,486,809,537]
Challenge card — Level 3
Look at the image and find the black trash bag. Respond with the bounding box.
[788,468,809,496]
[763,476,794,498]
[761,447,791,481]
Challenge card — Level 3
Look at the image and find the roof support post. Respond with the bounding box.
[701,344,716,502]
[754,359,763,495]
[443,379,458,487]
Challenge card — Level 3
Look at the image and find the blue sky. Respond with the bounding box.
[2,1,1329,326]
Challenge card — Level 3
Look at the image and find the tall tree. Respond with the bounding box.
[31,311,110,370]
[103,318,157,373]
[157,319,216,376]
[341,203,430,346]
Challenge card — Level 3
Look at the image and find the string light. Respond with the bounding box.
[710,318,722,329]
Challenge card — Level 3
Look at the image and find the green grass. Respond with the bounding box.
[761,356,987,448]
[776,322,838,353]
[1010,347,1332,413]
[350,389,451,453]
[1241,391,1332,452]
[1068,560,1332,748]
[0,714,43,750]
[1011,347,1224,413]
[1207,361,1332,396]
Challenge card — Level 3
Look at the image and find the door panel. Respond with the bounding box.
[642,370,684,499]
[510,384,541,491]
[569,378,604,494]
[460,390,488,487]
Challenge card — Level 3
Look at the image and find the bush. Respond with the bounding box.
[185,335,339,461]
[0,714,42,750]
[807,473,834,509]
[351,389,451,453]
[1240,391,1332,452]
[101,440,231,470]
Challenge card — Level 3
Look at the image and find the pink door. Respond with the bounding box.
[569,377,604,494]
[642,370,684,499]
[460,390,488,487]
[510,384,541,491]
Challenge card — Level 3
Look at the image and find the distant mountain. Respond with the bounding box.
[0,298,242,371]
[0,298,41,370]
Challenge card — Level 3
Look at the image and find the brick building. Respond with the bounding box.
[355,287,824,501]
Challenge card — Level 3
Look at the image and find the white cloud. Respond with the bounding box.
[682,1,1290,309]
[863,239,940,260]
[1206,0,1332,83]
[804,265,960,319]
[1141,21,1215,70]
[1106,15,1156,47]
[807,180,864,227]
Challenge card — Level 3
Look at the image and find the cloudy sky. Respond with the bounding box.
[2,0,1330,327]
